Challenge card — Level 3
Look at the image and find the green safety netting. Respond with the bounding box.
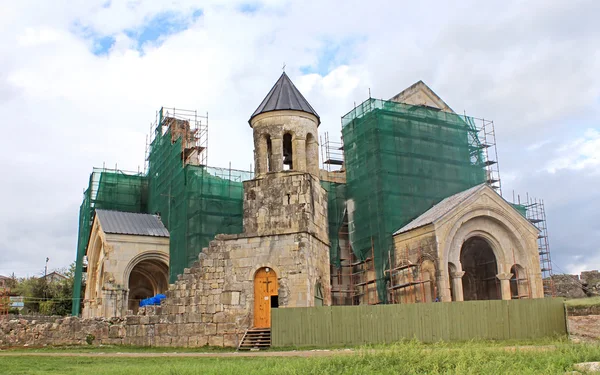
[72,109,252,315]
[321,181,347,268]
[146,120,251,280]
[341,98,487,303]
[73,170,148,315]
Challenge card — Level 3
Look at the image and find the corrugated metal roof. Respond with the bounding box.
[249,72,320,124]
[95,209,169,237]
[393,184,487,235]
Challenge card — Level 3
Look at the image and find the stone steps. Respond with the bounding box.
[238,328,271,350]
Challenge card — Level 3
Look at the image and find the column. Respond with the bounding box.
[294,137,307,172]
[496,273,513,300]
[271,136,284,172]
[306,138,319,177]
[450,271,465,301]
[254,133,267,176]
[438,274,452,302]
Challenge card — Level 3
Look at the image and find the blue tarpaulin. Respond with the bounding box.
[139,294,166,307]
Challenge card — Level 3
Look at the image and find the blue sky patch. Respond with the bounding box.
[238,3,262,13]
[94,35,116,55]
[300,37,364,76]
[125,9,203,51]
[73,8,203,56]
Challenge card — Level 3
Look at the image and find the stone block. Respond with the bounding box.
[108,325,121,338]
[208,335,224,347]
[223,334,239,348]
[204,323,217,335]
[156,324,168,336]
[221,291,241,305]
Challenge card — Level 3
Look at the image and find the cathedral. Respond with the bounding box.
[77,72,545,327]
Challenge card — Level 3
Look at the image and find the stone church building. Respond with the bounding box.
[80,72,544,330]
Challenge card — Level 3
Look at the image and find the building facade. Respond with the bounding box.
[79,74,545,326]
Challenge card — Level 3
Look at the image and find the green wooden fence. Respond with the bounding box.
[272,298,566,347]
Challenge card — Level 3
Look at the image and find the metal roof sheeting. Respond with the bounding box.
[393,184,487,235]
[95,209,169,237]
[250,72,320,124]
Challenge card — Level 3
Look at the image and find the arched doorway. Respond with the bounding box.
[254,267,278,328]
[510,264,529,299]
[460,236,499,301]
[127,258,169,313]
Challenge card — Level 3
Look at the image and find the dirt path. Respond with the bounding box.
[0,345,561,358]
[0,349,357,358]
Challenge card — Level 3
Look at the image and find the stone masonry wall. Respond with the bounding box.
[1,230,330,347]
[551,271,600,299]
[243,172,329,245]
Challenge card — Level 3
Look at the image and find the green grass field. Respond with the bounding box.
[566,296,600,309]
[2,340,600,375]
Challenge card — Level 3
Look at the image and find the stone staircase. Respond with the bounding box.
[238,328,271,350]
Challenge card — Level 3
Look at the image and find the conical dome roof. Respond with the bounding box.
[249,72,320,125]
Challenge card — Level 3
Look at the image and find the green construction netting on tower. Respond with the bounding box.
[341,98,487,303]
[145,115,252,283]
[321,181,347,268]
[72,109,253,315]
[72,169,148,315]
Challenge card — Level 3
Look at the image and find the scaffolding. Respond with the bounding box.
[351,243,379,305]
[386,246,429,304]
[72,167,148,315]
[524,196,555,297]
[145,108,208,172]
[469,117,501,194]
[341,98,488,302]
[73,107,253,315]
[146,107,252,281]
[0,288,9,316]
[320,132,344,172]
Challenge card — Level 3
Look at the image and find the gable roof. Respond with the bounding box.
[394,184,487,235]
[389,80,454,113]
[42,272,67,280]
[249,72,320,125]
[95,209,169,237]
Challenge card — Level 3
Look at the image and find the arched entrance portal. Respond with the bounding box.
[460,236,500,301]
[254,267,279,328]
[127,259,169,313]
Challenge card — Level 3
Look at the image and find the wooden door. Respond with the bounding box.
[254,268,278,328]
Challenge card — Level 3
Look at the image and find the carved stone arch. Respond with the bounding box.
[249,263,282,282]
[86,223,104,302]
[443,208,531,273]
[123,251,169,285]
[510,263,529,299]
[123,251,169,314]
[439,206,536,302]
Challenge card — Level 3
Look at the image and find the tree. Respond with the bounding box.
[13,262,78,316]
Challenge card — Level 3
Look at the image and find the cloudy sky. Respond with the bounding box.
[0,0,598,278]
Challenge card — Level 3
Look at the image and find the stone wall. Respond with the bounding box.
[551,271,600,299]
[1,227,331,347]
[0,316,126,347]
[581,271,600,296]
[391,225,438,304]
[242,171,329,245]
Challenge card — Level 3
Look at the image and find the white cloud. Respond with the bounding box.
[545,129,600,173]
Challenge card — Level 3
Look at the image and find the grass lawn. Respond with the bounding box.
[566,296,600,309]
[2,340,600,375]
